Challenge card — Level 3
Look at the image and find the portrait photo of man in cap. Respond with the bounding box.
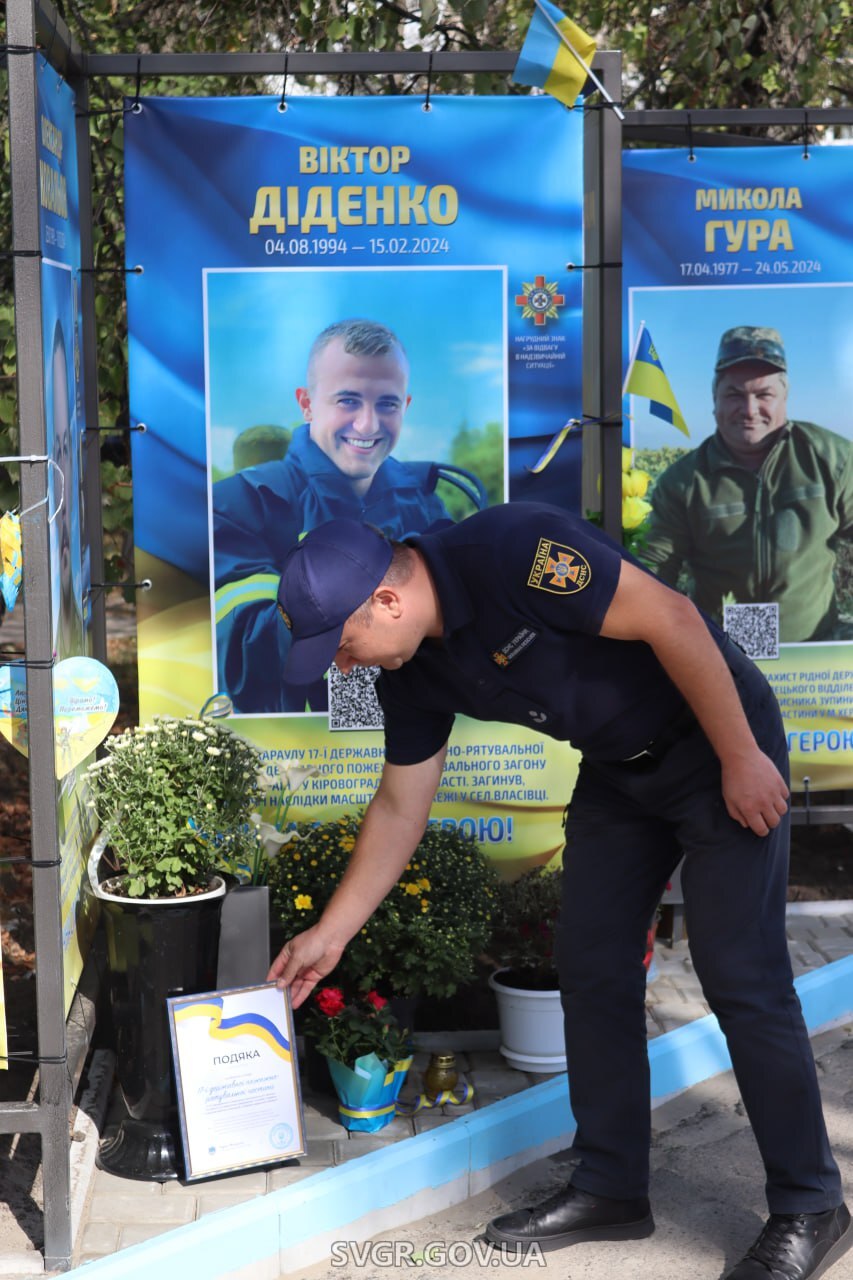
[641,326,853,645]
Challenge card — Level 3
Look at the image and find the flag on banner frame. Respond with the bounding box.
[623,322,689,436]
[512,0,596,108]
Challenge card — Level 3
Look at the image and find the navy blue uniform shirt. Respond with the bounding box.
[376,503,727,765]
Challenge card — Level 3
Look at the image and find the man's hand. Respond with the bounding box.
[267,927,344,1009]
[721,747,789,837]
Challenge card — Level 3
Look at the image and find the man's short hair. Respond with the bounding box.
[348,541,415,628]
[306,319,409,388]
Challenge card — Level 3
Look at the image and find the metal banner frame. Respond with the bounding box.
[3,0,105,1268]
[3,0,851,1267]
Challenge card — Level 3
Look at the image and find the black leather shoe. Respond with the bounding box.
[724,1204,853,1280]
[485,1183,654,1253]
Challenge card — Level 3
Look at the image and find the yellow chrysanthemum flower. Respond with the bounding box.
[339,835,356,852]
[294,893,313,910]
[418,878,431,891]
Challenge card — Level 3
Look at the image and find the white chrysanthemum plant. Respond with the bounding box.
[84,716,266,899]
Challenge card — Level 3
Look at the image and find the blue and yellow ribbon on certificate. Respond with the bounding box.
[174,996,292,1062]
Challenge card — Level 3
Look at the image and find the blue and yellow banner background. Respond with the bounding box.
[0,58,96,1067]
[124,96,584,873]
[37,54,97,1022]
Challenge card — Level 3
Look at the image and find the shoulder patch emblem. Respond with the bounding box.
[527,537,591,595]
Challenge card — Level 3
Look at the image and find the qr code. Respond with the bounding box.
[723,602,779,660]
[328,664,385,731]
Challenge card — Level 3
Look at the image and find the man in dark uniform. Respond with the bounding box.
[268,505,851,1280]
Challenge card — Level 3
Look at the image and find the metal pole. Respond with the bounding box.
[582,51,623,540]
[71,72,108,663]
[6,0,72,1267]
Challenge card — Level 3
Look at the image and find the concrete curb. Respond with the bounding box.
[785,900,853,916]
[56,954,853,1280]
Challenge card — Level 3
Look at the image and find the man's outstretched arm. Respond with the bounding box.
[267,745,447,1007]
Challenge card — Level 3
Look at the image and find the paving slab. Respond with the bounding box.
[302,1024,853,1280]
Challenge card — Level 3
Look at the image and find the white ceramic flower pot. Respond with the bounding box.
[488,969,567,1074]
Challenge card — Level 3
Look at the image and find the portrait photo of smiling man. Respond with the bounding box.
[294,320,412,497]
[213,316,492,714]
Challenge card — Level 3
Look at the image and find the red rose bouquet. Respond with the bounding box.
[302,987,411,1069]
[302,987,413,1132]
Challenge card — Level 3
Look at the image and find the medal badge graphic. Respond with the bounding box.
[515,275,565,327]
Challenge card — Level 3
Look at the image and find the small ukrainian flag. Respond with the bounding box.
[512,0,597,108]
[624,323,689,436]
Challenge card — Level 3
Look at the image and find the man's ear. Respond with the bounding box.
[373,586,402,619]
[295,387,312,421]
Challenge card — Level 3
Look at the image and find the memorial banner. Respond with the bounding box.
[624,145,853,789]
[125,95,585,873]
[38,53,98,1021]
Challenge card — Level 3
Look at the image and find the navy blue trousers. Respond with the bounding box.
[557,640,842,1214]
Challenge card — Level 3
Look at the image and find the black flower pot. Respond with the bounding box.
[96,880,225,1181]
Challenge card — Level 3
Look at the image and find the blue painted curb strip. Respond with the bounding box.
[63,955,853,1279]
[649,952,853,1101]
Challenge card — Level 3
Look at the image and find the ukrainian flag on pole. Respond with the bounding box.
[512,0,597,108]
[624,323,689,436]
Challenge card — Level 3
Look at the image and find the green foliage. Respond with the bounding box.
[268,813,499,999]
[586,0,850,112]
[85,716,264,897]
[302,987,411,1068]
[439,420,505,520]
[633,446,692,485]
[99,459,134,590]
[488,864,562,979]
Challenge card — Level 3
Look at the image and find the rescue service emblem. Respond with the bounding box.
[527,538,591,595]
[491,626,538,668]
[277,604,293,630]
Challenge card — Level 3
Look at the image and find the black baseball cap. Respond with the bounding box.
[277,519,393,684]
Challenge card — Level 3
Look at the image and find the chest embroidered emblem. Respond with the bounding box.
[527,538,591,594]
[491,626,538,667]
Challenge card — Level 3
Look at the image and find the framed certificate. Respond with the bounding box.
[167,982,305,1181]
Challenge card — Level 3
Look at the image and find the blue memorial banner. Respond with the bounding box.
[35,56,96,1028]
[124,95,584,874]
[624,145,853,789]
